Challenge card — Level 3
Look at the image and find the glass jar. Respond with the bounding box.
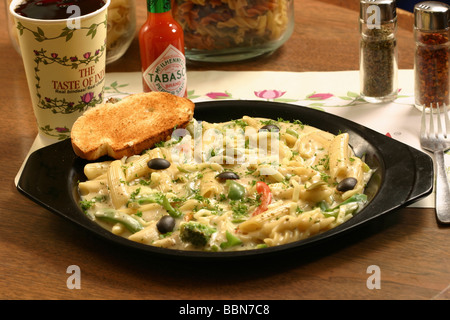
[106,0,136,64]
[172,0,294,62]
[413,1,450,110]
[359,0,398,104]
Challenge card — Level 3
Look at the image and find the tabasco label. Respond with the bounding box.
[143,44,187,97]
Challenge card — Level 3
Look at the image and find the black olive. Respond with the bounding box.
[259,124,280,132]
[215,171,240,180]
[147,158,171,170]
[337,177,358,192]
[156,215,176,234]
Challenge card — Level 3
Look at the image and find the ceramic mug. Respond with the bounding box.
[10,0,110,140]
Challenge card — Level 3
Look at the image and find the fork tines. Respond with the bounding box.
[421,103,449,141]
[419,102,450,224]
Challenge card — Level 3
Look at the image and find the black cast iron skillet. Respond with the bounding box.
[17,100,433,260]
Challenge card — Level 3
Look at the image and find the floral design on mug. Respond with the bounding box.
[40,92,103,114]
[15,12,108,140]
[33,46,105,70]
[32,46,105,114]
[40,125,71,140]
[81,92,95,104]
[16,20,107,42]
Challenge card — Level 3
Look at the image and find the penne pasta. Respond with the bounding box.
[84,162,112,180]
[79,117,373,252]
[107,160,130,209]
[78,179,107,195]
[329,133,351,182]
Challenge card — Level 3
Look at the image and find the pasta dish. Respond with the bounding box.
[78,116,373,252]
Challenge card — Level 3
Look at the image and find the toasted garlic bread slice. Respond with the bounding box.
[71,92,195,160]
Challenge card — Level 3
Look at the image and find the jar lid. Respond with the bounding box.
[414,1,450,31]
[360,0,397,24]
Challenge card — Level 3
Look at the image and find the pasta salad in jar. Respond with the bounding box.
[172,0,294,62]
[106,0,136,64]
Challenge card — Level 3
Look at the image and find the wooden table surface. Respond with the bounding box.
[1,0,449,301]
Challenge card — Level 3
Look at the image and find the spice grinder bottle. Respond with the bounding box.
[414,1,450,110]
[359,0,398,103]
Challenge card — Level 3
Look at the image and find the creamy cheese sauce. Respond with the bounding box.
[78,116,372,251]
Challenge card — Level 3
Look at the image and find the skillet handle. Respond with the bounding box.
[403,146,434,206]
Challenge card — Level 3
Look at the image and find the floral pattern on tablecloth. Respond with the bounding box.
[105,81,396,106]
[202,89,415,109]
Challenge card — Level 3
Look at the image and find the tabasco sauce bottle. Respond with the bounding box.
[139,0,187,97]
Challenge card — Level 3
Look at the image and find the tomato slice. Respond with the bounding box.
[252,181,272,216]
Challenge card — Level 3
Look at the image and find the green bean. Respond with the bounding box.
[136,194,183,218]
[161,195,183,218]
[94,210,143,233]
[320,194,368,218]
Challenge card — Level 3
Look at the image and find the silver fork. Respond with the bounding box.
[420,103,450,224]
